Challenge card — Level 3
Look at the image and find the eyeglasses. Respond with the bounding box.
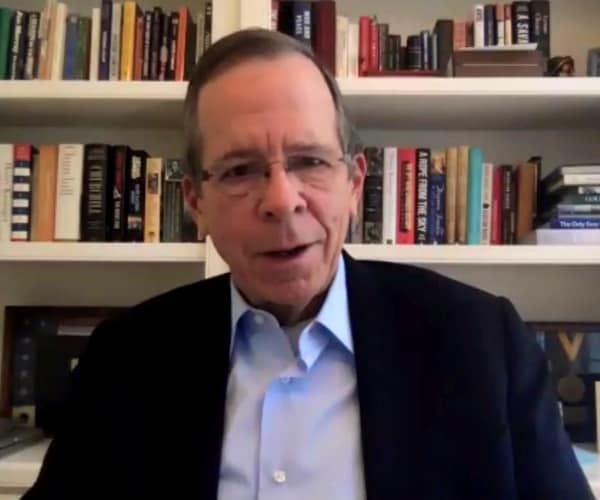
[201,152,352,197]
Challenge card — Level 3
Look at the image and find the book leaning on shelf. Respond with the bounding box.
[0,143,202,243]
[348,145,542,246]
[0,0,212,81]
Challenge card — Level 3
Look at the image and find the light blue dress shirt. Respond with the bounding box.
[218,256,366,500]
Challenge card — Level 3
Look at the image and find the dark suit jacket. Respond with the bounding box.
[23,252,593,499]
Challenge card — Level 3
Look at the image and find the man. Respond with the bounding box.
[24,29,591,499]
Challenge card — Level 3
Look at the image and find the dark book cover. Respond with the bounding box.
[99,0,112,80]
[433,20,453,75]
[406,35,422,70]
[9,10,26,79]
[62,14,78,80]
[377,23,388,72]
[167,12,179,81]
[484,4,497,46]
[528,155,542,227]
[75,17,91,80]
[81,144,112,242]
[126,150,147,242]
[142,11,152,80]
[0,8,14,79]
[416,148,430,244]
[184,16,197,80]
[501,164,516,244]
[24,11,39,80]
[290,2,311,46]
[529,0,550,63]
[512,1,530,44]
[363,147,384,244]
[162,159,184,242]
[427,153,446,244]
[149,7,163,80]
[111,146,131,241]
[158,12,170,81]
[312,0,336,75]
[385,35,394,70]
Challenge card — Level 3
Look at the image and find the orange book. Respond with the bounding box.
[456,146,470,244]
[175,7,189,81]
[31,145,59,241]
[133,7,144,80]
[516,162,537,241]
[120,1,137,81]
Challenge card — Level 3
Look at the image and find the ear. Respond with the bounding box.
[182,176,208,238]
[349,152,367,219]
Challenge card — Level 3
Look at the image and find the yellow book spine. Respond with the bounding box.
[120,1,136,80]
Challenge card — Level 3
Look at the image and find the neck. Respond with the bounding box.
[255,292,327,326]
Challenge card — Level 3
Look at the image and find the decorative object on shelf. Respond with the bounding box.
[529,322,600,443]
[453,48,545,76]
[547,56,575,77]
[587,48,600,77]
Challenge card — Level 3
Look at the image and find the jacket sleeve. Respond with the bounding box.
[499,297,595,499]
[21,320,118,500]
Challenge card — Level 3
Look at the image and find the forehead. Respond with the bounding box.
[196,54,339,158]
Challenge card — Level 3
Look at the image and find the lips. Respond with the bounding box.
[261,243,312,259]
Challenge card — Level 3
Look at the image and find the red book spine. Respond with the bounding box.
[359,16,371,76]
[312,0,336,76]
[396,148,417,244]
[491,166,504,245]
[369,19,379,72]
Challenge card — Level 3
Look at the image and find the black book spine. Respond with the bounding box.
[420,30,430,70]
[512,2,530,44]
[142,11,152,80]
[111,146,130,241]
[378,23,388,71]
[204,2,212,51]
[529,0,550,60]
[99,0,112,80]
[431,31,438,70]
[416,148,430,244]
[166,12,178,81]
[158,13,169,81]
[82,144,112,242]
[9,10,25,79]
[184,17,197,80]
[126,151,147,242]
[149,8,163,80]
[433,20,453,75]
[362,147,383,244]
[406,35,421,70]
[484,5,497,46]
[16,12,29,79]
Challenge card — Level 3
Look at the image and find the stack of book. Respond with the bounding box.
[522,165,600,244]
[0,0,212,81]
[347,146,541,246]
[0,143,200,244]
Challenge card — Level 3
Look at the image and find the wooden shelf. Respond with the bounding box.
[344,244,600,266]
[1,78,600,129]
[0,242,206,263]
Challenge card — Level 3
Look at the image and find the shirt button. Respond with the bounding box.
[273,469,287,484]
[253,314,264,325]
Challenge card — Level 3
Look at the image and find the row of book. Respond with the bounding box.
[0,0,212,81]
[345,146,543,245]
[0,143,200,243]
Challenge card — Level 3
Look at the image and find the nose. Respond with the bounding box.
[257,163,307,222]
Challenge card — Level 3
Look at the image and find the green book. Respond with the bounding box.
[0,8,13,79]
[75,16,91,79]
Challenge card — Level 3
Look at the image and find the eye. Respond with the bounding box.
[219,163,255,181]
[288,155,331,170]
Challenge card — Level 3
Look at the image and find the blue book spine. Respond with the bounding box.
[416,148,430,244]
[293,2,311,46]
[62,14,79,80]
[549,216,600,229]
[99,0,112,80]
[427,171,446,244]
[467,147,484,244]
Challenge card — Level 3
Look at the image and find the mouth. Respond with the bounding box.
[261,243,313,260]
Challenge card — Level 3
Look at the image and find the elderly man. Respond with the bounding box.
[24,29,591,499]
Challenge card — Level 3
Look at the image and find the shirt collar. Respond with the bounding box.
[229,254,354,355]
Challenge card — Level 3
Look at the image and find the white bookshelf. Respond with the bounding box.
[2,78,600,130]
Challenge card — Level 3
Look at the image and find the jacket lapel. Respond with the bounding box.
[344,252,429,499]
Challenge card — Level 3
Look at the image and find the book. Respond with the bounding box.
[445,147,458,244]
[54,144,84,241]
[512,1,530,45]
[484,4,497,46]
[126,150,147,242]
[81,144,112,242]
[62,13,78,80]
[456,146,470,244]
[480,162,493,245]
[144,157,162,242]
[427,152,446,244]
[162,159,184,242]
[50,3,67,81]
[0,9,12,79]
[89,7,100,80]
[397,148,416,244]
[32,145,58,242]
[109,2,121,80]
[0,144,12,241]
[120,1,137,81]
[363,147,383,243]
[529,0,550,62]
[467,147,483,245]
[491,165,504,245]
[516,162,537,241]
[382,147,397,245]
[520,229,600,245]
[312,0,336,76]
[111,146,131,241]
[98,0,111,80]
[335,15,349,78]
[11,145,35,241]
[501,164,517,244]
[474,5,485,48]
[415,148,430,244]
[24,12,40,80]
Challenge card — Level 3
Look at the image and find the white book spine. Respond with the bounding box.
[335,16,349,78]
[240,0,271,29]
[480,162,493,245]
[474,5,485,48]
[347,22,359,78]
[109,3,122,81]
[383,147,398,245]
[54,144,84,241]
[50,3,67,80]
[497,20,505,46]
[212,0,239,44]
[0,145,13,242]
[89,8,101,81]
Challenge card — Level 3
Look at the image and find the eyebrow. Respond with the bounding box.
[215,142,337,162]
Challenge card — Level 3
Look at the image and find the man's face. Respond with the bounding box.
[185,54,365,311]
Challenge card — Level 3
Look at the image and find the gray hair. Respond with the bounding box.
[182,28,362,182]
